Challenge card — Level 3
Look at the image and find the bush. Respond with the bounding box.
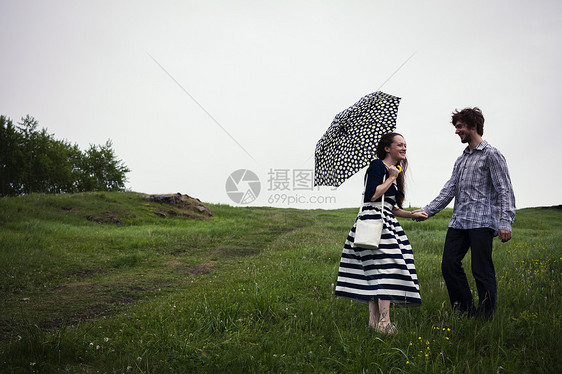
[0,115,130,196]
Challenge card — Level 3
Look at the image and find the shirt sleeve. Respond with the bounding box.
[422,156,461,217]
[488,149,516,231]
[363,160,387,203]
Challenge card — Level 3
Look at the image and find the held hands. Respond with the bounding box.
[411,209,428,222]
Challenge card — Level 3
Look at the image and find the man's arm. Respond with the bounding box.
[489,149,516,241]
[421,158,461,218]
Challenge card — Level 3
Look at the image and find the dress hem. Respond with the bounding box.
[334,291,422,307]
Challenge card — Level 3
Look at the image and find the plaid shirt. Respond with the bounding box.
[422,140,516,232]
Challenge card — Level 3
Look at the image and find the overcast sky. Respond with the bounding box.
[1,0,561,210]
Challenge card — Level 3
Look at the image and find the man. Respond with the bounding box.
[416,107,516,319]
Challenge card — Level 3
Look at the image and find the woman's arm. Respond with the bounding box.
[392,208,428,221]
[370,165,399,201]
[370,175,396,201]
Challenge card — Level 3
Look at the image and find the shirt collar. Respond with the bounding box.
[476,140,488,150]
[464,140,488,154]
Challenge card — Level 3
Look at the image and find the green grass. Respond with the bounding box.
[0,192,560,373]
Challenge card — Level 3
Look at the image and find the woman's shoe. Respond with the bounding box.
[376,321,397,334]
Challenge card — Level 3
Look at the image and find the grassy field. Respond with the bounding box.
[0,192,560,373]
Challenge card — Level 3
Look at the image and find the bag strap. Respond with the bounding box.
[360,172,386,219]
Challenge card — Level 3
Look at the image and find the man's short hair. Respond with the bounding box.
[451,107,484,136]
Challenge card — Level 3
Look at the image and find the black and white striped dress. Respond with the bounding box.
[334,195,421,306]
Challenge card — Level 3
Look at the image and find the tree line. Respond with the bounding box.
[0,115,130,197]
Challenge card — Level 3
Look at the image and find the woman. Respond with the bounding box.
[334,132,426,333]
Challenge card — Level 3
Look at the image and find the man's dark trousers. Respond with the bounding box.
[441,228,496,319]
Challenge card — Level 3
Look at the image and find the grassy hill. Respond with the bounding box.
[0,192,560,373]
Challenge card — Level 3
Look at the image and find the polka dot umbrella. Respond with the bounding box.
[314,91,401,187]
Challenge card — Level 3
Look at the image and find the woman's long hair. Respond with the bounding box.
[376,132,407,206]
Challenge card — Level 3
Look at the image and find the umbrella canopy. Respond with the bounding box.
[314,91,401,187]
